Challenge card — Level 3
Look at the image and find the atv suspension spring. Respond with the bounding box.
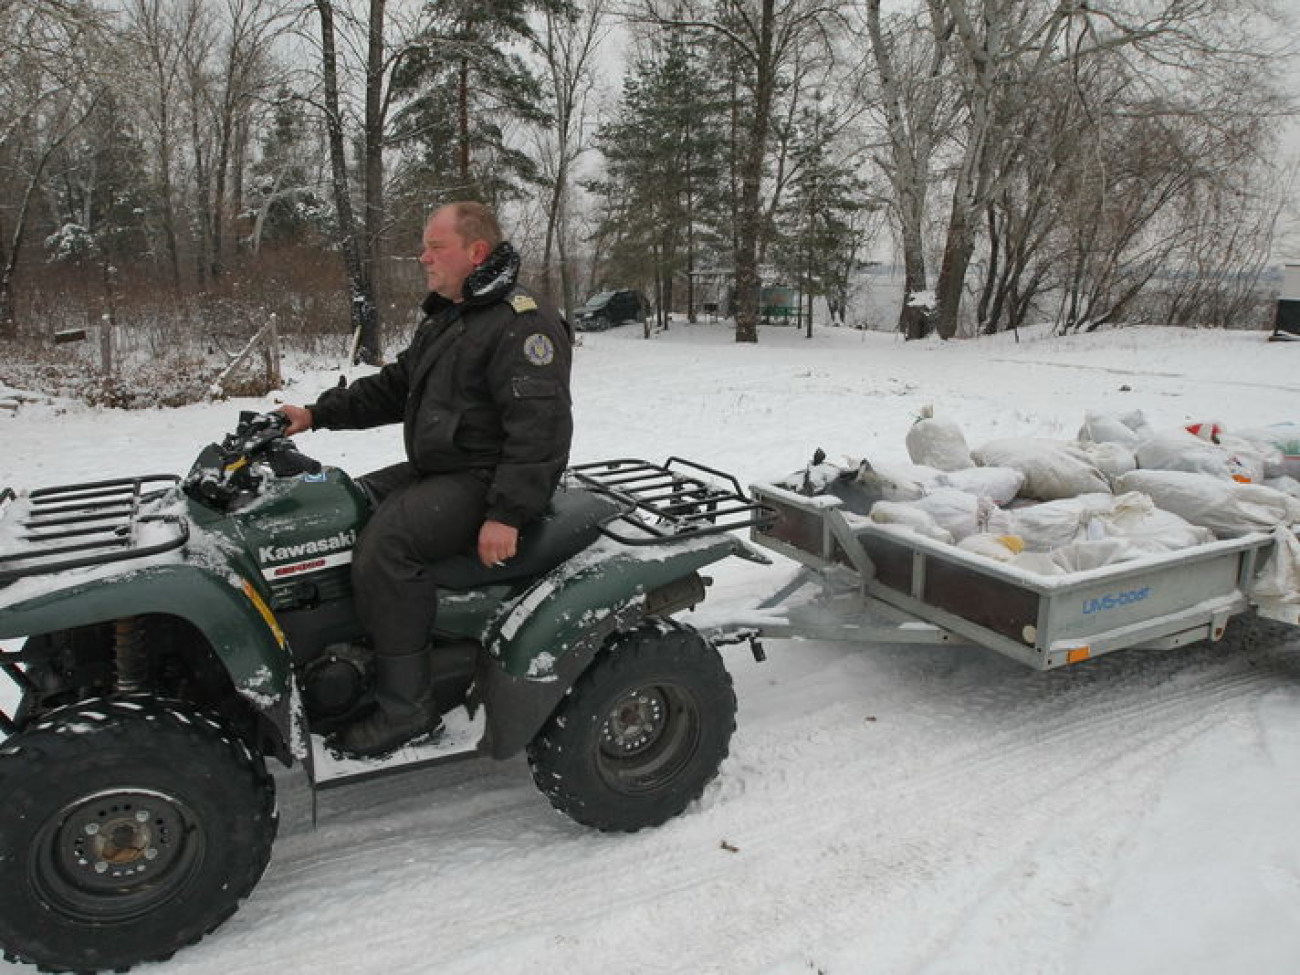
[114,618,150,694]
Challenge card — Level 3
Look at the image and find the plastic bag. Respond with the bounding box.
[905,407,974,472]
[972,438,1112,500]
[1235,423,1300,479]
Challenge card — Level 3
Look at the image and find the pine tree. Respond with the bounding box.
[591,31,729,328]
[387,0,558,215]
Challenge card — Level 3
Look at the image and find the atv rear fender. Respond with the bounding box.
[0,563,296,753]
[475,533,759,759]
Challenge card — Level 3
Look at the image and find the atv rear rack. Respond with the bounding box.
[567,458,773,545]
[0,475,188,584]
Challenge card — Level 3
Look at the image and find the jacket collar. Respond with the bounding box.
[421,241,521,318]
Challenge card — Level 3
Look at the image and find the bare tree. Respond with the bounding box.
[206,0,296,278]
[861,0,952,339]
[928,0,1284,339]
[0,1,103,335]
[530,0,609,320]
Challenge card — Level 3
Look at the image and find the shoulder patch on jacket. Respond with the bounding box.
[523,333,555,366]
[509,293,538,314]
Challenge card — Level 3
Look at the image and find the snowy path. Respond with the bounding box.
[2,322,1299,973]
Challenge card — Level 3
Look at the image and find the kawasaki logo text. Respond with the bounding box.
[258,530,356,564]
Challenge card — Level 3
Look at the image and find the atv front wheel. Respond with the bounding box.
[527,623,736,832]
[0,697,277,973]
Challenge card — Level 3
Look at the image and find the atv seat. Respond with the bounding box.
[427,487,621,590]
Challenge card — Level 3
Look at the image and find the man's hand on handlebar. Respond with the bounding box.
[277,405,314,437]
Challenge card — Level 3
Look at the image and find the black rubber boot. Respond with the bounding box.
[330,650,443,758]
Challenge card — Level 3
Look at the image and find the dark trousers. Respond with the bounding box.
[352,463,490,658]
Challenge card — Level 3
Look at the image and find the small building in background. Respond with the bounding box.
[1273,264,1300,340]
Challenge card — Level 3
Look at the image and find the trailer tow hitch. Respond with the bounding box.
[710,627,766,663]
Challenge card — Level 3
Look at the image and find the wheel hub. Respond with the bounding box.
[35,788,201,919]
[601,690,667,756]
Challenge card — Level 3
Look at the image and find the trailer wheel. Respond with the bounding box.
[0,697,277,973]
[527,624,736,832]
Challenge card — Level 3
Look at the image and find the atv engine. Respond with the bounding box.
[300,643,372,721]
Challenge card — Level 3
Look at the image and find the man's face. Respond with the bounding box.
[419,208,488,301]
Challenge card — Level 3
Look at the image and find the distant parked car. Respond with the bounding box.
[574,289,647,331]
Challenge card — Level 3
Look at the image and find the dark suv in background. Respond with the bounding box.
[574,289,647,331]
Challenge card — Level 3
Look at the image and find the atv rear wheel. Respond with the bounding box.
[527,623,736,832]
[0,697,277,973]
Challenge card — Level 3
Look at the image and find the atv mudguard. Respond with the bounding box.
[0,563,295,749]
[474,533,760,759]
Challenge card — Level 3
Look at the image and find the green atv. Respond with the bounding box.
[0,411,771,973]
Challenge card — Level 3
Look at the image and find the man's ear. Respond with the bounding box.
[471,240,493,265]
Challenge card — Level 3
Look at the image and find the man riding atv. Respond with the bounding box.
[279,201,573,758]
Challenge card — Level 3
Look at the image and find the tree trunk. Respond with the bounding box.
[733,0,776,345]
[316,0,379,364]
[934,195,975,340]
[458,56,471,188]
[362,0,386,363]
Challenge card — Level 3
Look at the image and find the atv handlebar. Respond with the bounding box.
[183,411,322,511]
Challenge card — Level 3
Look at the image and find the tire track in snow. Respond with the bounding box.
[157,644,1294,975]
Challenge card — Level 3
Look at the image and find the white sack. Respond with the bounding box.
[1043,538,1150,573]
[972,438,1112,500]
[1074,441,1137,478]
[909,488,1014,541]
[1265,475,1300,501]
[1115,469,1300,537]
[1252,526,1300,625]
[1135,430,1266,483]
[1092,491,1214,552]
[867,502,954,543]
[957,533,1024,562]
[1006,493,1117,551]
[905,410,974,471]
[934,466,1025,504]
[1078,410,1141,446]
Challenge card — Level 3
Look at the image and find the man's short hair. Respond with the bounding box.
[444,201,503,249]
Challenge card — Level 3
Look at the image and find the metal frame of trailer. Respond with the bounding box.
[748,482,1283,670]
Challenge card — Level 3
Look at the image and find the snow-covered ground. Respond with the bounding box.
[2,320,1298,975]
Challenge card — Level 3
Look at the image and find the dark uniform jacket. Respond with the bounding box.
[309,242,574,528]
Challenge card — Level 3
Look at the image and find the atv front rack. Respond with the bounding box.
[0,475,188,584]
[567,458,774,545]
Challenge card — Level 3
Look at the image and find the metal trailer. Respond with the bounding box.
[746,482,1291,668]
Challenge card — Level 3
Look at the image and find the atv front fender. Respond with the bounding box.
[476,534,743,759]
[0,563,290,705]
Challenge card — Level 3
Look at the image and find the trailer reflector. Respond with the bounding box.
[1066,646,1092,664]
